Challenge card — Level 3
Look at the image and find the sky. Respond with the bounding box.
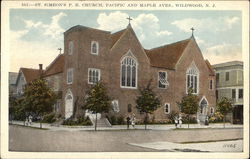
[9,9,242,72]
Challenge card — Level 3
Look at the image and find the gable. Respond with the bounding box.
[43,54,65,77]
[111,24,150,64]
[175,37,210,73]
[145,38,191,69]
[18,68,41,84]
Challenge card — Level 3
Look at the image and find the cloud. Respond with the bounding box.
[97,11,172,45]
[9,12,67,72]
[172,16,240,33]
[195,36,205,45]
[10,30,61,72]
[203,43,242,64]
[44,12,67,39]
[22,12,67,41]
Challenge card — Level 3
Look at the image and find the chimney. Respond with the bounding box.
[39,64,43,78]
[39,64,43,70]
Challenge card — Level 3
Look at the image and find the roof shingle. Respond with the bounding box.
[20,68,41,83]
[43,54,65,77]
[145,38,191,69]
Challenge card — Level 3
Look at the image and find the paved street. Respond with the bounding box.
[9,123,243,152]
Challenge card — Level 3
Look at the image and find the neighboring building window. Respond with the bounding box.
[88,68,100,84]
[210,107,214,114]
[67,68,73,84]
[158,71,169,88]
[239,89,243,99]
[216,73,219,82]
[209,80,213,90]
[186,63,199,94]
[164,103,170,114]
[225,72,229,81]
[68,41,74,55]
[112,100,120,112]
[91,41,99,55]
[121,56,137,88]
[232,89,236,99]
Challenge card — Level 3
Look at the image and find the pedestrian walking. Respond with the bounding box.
[174,116,178,128]
[25,117,29,126]
[178,116,182,128]
[131,114,136,129]
[28,115,33,125]
[126,116,130,129]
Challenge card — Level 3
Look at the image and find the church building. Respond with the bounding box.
[61,23,216,123]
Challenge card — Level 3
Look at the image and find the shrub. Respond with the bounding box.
[106,115,125,125]
[117,116,125,125]
[209,112,223,123]
[42,113,56,123]
[62,116,92,126]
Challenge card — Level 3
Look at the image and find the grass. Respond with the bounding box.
[10,124,49,130]
[179,138,243,144]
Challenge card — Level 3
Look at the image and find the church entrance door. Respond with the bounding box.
[65,93,73,119]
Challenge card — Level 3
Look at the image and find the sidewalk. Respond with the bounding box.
[129,140,243,152]
[9,120,243,131]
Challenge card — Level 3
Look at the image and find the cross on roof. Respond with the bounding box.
[127,16,133,24]
[58,48,62,54]
[191,27,195,36]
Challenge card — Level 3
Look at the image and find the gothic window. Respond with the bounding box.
[67,68,73,84]
[121,54,137,88]
[127,104,132,113]
[88,68,100,84]
[68,41,74,55]
[158,71,169,88]
[209,80,213,90]
[112,100,120,112]
[186,63,199,94]
[91,41,99,55]
[210,107,214,114]
[164,103,170,114]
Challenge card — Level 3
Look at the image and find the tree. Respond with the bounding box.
[22,79,57,128]
[84,82,111,131]
[177,88,199,128]
[216,97,233,128]
[136,82,161,130]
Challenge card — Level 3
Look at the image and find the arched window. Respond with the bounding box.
[68,41,74,55]
[186,62,199,94]
[91,41,99,55]
[65,90,73,119]
[121,52,137,88]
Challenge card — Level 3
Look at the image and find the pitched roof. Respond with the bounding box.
[110,29,126,48]
[205,60,215,76]
[145,38,191,69]
[20,68,41,83]
[43,54,65,77]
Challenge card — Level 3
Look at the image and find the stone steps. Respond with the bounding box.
[93,118,112,127]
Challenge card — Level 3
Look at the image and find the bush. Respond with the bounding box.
[62,116,92,126]
[42,113,56,123]
[117,116,125,125]
[106,115,125,125]
[209,112,223,123]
